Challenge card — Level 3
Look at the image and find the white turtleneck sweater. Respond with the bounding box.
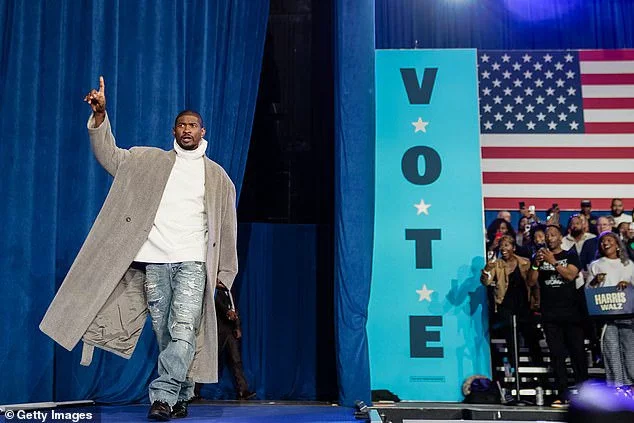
[134,139,208,263]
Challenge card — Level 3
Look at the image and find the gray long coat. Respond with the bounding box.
[39,113,238,383]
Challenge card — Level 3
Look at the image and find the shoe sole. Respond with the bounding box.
[148,413,171,421]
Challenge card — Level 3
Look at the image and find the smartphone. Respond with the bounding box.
[524,224,531,233]
[519,201,525,209]
[552,203,558,209]
[528,205,535,213]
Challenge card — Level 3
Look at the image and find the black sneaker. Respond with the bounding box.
[171,401,188,418]
[148,401,171,421]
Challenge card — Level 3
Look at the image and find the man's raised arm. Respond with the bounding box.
[83,76,129,176]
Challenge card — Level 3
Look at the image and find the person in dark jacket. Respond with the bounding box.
[194,282,255,401]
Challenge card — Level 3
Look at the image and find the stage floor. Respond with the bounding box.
[372,401,566,422]
[1,401,360,423]
[1,400,570,423]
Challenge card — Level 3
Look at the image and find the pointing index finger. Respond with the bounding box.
[99,76,105,94]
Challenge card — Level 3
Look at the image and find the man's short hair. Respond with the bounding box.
[174,110,204,128]
[545,224,564,235]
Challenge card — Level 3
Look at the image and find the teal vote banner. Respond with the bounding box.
[368,49,490,401]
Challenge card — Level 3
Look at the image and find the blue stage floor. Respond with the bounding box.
[85,403,360,423]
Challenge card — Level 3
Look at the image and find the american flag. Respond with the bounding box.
[479,49,634,211]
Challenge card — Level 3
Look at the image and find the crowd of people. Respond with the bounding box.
[481,199,634,408]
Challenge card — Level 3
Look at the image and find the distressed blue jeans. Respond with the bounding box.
[145,261,206,406]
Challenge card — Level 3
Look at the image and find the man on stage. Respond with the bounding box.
[40,76,238,421]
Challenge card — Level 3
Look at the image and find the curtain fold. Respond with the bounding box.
[334,0,375,407]
[0,0,268,405]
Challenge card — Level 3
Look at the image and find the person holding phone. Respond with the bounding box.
[481,235,542,370]
[486,218,516,252]
[586,231,634,395]
[528,225,587,407]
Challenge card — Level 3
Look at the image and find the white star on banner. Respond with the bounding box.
[570,121,579,130]
[484,121,493,130]
[548,121,558,130]
[416,284,434,302]
[414,199,431,215]
[527,121,536,130]
[543,54,553,62]
[564,53,574,62]
[412,117,429,133]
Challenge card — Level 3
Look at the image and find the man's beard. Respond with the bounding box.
[571,228,584,237]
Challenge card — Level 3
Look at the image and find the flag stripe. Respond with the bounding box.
[585,122,634,133]
[581,74,634,85]
[482,172,634,184]
[578,50,634,61]
[580,61,634,74]
[584,109,634,122]
[581,85,634,98]
[481,134,634,146]
[583,98,634,109]
[481,158,632,172]
[484,197,633,211]
[484,184,634,198]
[481,147,634,159]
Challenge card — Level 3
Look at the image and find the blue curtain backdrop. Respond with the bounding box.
[334,0,634,407]
[334,0,375,407]
[0,0,268,405]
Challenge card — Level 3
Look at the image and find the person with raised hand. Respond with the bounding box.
[41,76,238,421]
